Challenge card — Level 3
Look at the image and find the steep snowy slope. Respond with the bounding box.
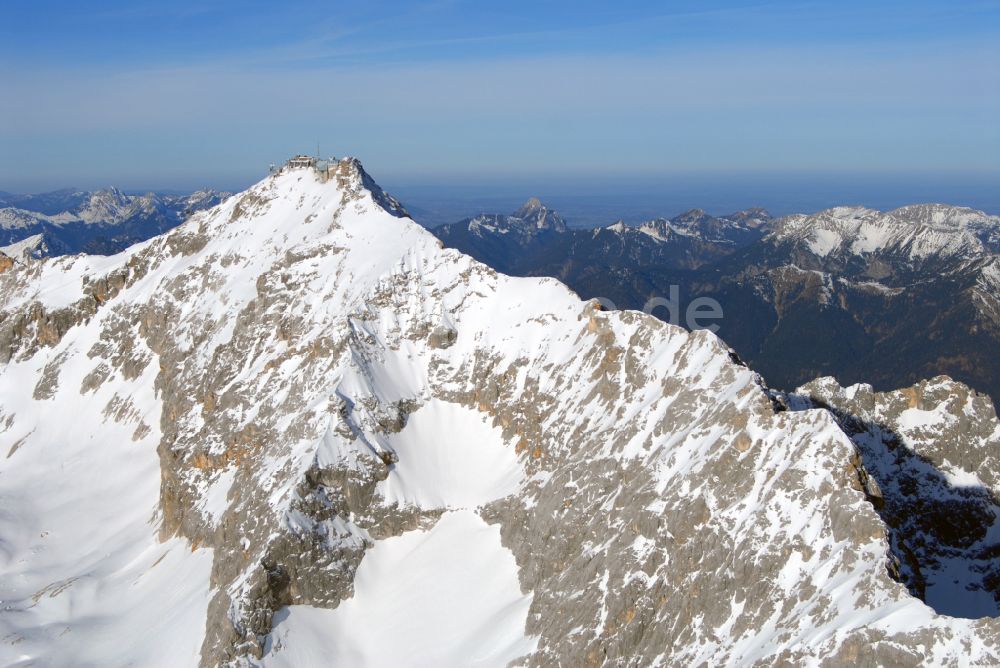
[0,233,70,264]
[1,158,998,667]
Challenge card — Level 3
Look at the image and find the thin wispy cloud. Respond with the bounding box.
[263,2,790,65]
[0,0,997,191]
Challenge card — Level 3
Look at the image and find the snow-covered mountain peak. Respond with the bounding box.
[180,156,418,258]
[512,196,567,231]
[456,197,568,240]
[515,196,544,214]
[76,187,135,224]
[725,206,772,228]
[2,161,999,666]
[636,217,684,240]
[604,220,628,233]
[673,207,707,221]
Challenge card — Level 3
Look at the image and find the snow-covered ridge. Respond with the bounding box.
[598,207,772,246]
[0,187,232,257]
[0,188,227,228]
[769,203,1000,261]
[0,234,49,262]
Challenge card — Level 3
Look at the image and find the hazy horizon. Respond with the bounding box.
[2,1,998,198]
[386,170,1000,227]
[4,166,998,228]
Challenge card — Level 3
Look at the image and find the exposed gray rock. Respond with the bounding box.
[795,376,1000,620]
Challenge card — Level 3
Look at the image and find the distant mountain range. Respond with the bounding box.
[0,187,230,256]
[432,200,1000,406]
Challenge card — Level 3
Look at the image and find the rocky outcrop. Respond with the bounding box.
[794,376,1000,619]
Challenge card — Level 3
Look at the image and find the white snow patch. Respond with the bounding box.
[263,510,536,667]
[199,467,237,526]
[606,221,627,233]
[941,463,985,489]
[808,228,843,256]
[897,406,947,433]
[376,400,524,510]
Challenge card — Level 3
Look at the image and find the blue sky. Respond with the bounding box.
[1,0,998,201]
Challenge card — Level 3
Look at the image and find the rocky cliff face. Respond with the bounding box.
[0,160,998,667]
[791,377,1000,621]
